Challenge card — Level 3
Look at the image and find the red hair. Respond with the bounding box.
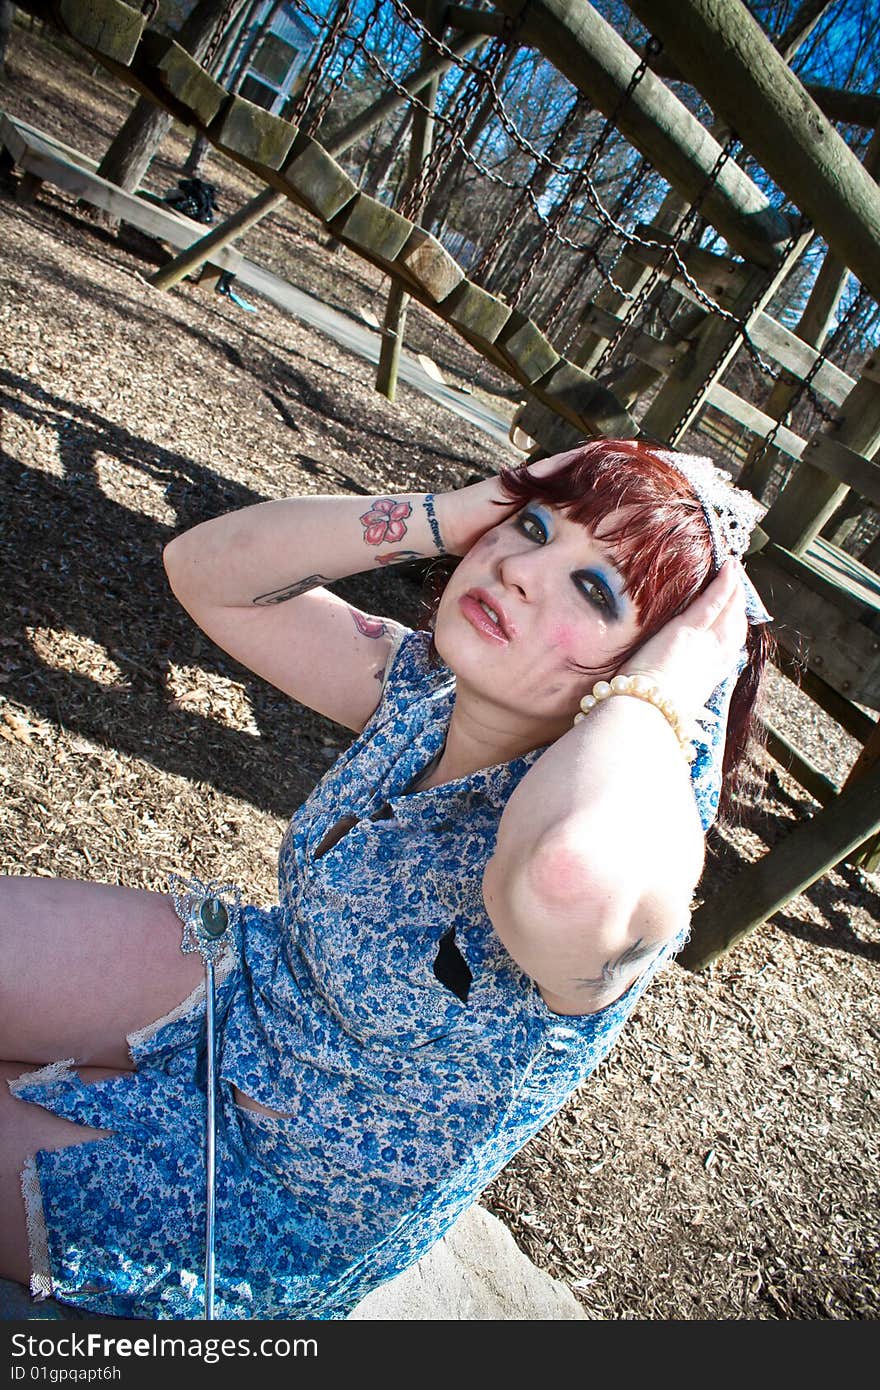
[428,439,772,826]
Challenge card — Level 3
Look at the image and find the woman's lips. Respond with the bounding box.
[459,592,511,645]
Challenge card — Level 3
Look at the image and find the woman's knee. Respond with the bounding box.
[0,876,203,1069]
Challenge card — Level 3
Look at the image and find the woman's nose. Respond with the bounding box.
[497,542,547,601]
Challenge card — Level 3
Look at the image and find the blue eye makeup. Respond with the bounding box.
[573,569,619,618]
[515,507,551,544]
[515,507,624,620]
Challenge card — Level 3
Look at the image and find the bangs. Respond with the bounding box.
[497,440,716,637]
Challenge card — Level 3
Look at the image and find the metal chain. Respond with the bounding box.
[398,25,517,222]
[473,89,586,286]
[547,155,653,344]
[289,0,357,132]
[747,280,869,478]
[203,0,244,75]
[287,0,824,393]
[593,134,742,377]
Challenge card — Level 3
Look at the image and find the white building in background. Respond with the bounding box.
[236,3,316,116]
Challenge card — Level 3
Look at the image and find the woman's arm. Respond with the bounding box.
[162,476,517,732]
[483,560,748,1014]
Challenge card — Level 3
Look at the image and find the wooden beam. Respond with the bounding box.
[798,436,880,510]
[626,0,880,301]
[678,759,880,970]
[488,0,796,266]
[640,232,811,444]
[703,383,807,462]
[761,375,880,553]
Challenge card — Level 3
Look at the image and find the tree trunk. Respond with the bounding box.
[0,0,15,79]
[94,0,245,209]
[183,0,285,179]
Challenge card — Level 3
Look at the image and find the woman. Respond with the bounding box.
[0,439,770,1319]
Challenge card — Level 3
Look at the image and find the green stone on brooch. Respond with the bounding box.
[199,897,229,938]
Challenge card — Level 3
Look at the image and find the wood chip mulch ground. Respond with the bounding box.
[1,23,878,1321]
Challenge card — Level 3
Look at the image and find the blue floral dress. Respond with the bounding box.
[11,629,735,1320]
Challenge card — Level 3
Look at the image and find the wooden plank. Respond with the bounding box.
[210,96,297,171]
[627,226,752,307]
[329,193,414,266]
[529,358,637,436]
[762,723,838,806]
[704,382,807,461]
[641,233,810,445]
[513,399,585,455]
[773,643,878,743]
[57,0,144,66]
[678,759,880,970]
[490,0,795,267]
[496,312,561,385]
[747,548,880,705]
[799,435,880,508]
[626,0,880,303]
[279,135,358,222]
[1,112,97,172]
[395,228,464,304]
[135,30,227,128]
[747,313,854,407]
[442,279,512,347]
[2,128,243,271]
[759,539,880,632]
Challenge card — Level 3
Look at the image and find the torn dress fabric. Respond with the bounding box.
[11,629,733,1320]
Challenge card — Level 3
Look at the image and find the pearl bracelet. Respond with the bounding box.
[573,673,697,763]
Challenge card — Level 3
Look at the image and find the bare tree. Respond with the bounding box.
[0,0,14,79]
[94,0,247,205]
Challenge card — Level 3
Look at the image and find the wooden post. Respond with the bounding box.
[488,0,796,266]
[148,29,484,292]
[760,372,880,554]
[739,123,880,498]
[677,758,880,970]
[375,0,444,401]
[639,232,811,445]
[626,0,880,302]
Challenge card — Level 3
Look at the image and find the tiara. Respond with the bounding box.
[652,449,765,565]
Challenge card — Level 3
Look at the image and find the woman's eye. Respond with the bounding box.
[517,511,548,543]
[576,573,615,614]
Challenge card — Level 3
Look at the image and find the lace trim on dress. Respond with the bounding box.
[20,1154,54,1300]
[8,1058,78,1095]
[125,943,236,1059]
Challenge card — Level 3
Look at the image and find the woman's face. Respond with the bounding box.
[435,501,645,738]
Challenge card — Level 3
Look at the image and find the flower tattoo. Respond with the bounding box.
[360,498,412,546]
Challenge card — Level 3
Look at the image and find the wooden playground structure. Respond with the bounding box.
[4,0,880,969]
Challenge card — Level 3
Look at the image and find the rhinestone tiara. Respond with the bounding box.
[653,449,765,566]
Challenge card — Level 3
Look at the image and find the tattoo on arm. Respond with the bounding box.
[252,574,328,605]
[375,549,424,567]
[350,610,388,639]
[423,494,445,553]
[359,498,412,546]
[571,937,664,1000]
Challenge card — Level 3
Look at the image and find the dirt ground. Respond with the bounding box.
[1,22,878,1321]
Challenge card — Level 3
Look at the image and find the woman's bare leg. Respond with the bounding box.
[0,1061,118,1286]
[0,877,205,1070]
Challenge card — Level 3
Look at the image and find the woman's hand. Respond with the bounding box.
[623,560,749,719]
[436,449,579,556]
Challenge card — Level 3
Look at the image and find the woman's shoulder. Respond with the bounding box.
[377,627,453,708]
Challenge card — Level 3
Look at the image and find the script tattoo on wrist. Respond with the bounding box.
[359,498,412,546]
[423,494,445,553]
[252,574,327,605]
[350,610,388,639]
[571,937,663,1000]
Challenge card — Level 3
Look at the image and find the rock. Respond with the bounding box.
[348,1206,588,1320]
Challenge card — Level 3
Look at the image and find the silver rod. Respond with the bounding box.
[204,958,217,1320]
